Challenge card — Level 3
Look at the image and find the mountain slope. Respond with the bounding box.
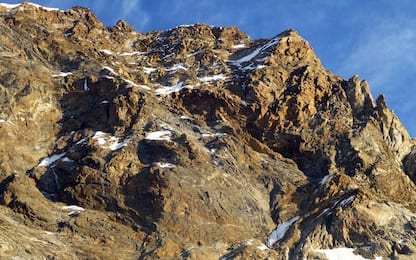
[0,3,415,259]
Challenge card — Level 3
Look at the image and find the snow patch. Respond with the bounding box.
[0,2,61,11]
[118,51,146,56]
[155,81,190,95]
[62,205,85,217]
[102,66,118,75]
[233,44,246,49]
[199,74,226,82]
[62,205,85,212]
[145,130,172,141]
[179,115,192,120]
[0,3,20,9]
[156,162,176,168]
[52,72,73,77]
[187,49,202,57]
[233,36,280,64]
[201,132,227,138]
[339,195,355,207]
[100,49,113,55]
[83,79,89,91]
[166,64,187,73]
[38,153,66,167]
[61,157,74,163]
[92,131,129,151]
[319,175,332,185]
[266,216,299,247]
[315,248,371,260]
[143,67,157,74]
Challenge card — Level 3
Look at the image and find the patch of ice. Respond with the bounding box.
[38,153,66,167]
[266,216,299,248]
[145,130,172,141]
[339,195,355,207]
[52,72,73,77]
[143,67,157,74]
[233,36,280,64]
[199,74,226,82]
[155,81,189,95]
[156,162,176,168]
[100,49,113,55]
[319,175,332,185]
[315,248,370,260]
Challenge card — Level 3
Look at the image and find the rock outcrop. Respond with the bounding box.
[0,3,415,259]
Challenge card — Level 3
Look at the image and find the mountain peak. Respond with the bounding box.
[0,4,415,259]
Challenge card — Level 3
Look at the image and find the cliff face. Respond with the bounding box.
[0,3,416,259]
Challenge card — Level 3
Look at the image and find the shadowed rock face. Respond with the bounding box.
[0,3,415,259]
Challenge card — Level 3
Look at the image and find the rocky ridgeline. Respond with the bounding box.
[0,3,415,259]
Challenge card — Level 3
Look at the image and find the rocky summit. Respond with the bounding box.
[0,3,415,259]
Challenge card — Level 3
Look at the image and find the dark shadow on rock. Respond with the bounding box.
[124,167,166,232]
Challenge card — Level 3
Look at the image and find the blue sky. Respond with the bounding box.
[4,1,416,136]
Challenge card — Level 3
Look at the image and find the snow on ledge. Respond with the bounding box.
[314,248,381,260]
[62,205,85,212]
[145,130,172,141]
[92,131,129,151]
[155,81,191,95]
[233,36,280,64]
[198,74,226,82]
[266,216,299,248]
[52,72,73,77]
[156,162,176,168]
[100,49,113,55]
[38,153,66,167]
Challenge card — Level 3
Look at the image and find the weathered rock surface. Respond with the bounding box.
[0,3,415,259]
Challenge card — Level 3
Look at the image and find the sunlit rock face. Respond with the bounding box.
[0,3,415,259]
